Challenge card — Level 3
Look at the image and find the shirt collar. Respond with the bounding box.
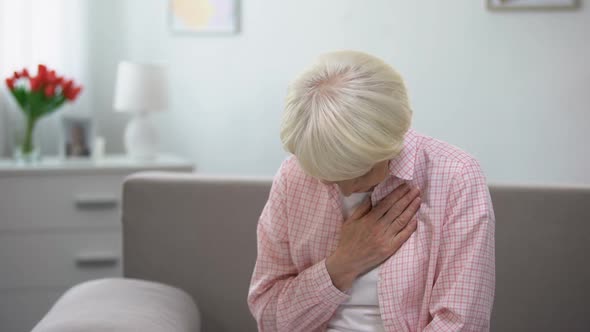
[388,128,418,181]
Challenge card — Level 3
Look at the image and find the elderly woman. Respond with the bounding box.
[247,51,495,332]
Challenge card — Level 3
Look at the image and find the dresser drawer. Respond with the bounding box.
[0,288,64,332]
[0,230,122,290]
[0,174,126,230]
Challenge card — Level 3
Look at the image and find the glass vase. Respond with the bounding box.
[13,117,41,164]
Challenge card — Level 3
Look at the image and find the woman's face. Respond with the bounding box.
[321,160,390,196]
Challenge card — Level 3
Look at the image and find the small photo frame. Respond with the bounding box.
[60,116,94,159]
[487,0,580,10]
[169,0,240,35]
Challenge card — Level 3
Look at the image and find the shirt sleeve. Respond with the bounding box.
[424,160,496,332]
[247,161,350,332]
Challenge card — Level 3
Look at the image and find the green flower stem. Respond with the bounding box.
[22,114,37,155]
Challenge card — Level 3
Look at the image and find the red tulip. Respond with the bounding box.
[5,78,15,91]
[13,71,21,79]
[20,69,29,78]
[30,77,42,91]
[37,64,48,82]
[44,84,55,98]
[47,70,57,84]
[54,76,63,85]
[62,79,73,93]
[75,86,83,98]
[65,85,82,101]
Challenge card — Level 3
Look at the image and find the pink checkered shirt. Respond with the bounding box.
[248,129,495,332]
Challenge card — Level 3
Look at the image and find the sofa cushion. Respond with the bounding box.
[32,278,200,332]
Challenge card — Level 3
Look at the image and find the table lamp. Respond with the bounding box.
[113,61,169,160]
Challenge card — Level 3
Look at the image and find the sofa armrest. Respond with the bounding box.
[32,278,200,332]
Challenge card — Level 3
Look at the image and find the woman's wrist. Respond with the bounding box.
[325,253,359,291]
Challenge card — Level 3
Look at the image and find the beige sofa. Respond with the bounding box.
[35,172,590,331]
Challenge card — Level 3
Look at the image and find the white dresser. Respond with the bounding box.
[0,155,194,332]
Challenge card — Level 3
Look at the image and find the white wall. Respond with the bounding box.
[86,0,130,153]
[93,0,590,184]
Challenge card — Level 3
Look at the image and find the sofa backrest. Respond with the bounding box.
[490,184,590,331]
[122,172,590,332]
[123,172,268,332]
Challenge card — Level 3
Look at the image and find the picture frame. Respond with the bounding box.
[60,115,94,159]
[169,0,240,35]
[487,0,580,11]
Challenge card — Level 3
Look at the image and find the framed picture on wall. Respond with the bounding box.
[169,0,240,35]
[487,0,580,10]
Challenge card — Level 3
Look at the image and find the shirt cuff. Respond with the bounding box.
[310,258,351,305]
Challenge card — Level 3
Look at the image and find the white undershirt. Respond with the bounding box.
[326,192,385,332]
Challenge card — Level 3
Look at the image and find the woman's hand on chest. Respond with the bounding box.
[326,183,422,291]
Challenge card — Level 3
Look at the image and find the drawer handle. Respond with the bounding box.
[74,194,119,209]
[75,252,119,267]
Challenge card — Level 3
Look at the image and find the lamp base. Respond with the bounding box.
[124,112,159,160]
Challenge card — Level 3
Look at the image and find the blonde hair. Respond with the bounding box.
[280,50,412,181]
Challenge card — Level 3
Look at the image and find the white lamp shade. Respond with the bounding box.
[113,61,169,113]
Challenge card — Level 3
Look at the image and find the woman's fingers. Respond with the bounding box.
[388,217,418,252]
[349,196,372,220]
[385,196,421,236]
[366,183,410,221]
[379,187,420,225]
